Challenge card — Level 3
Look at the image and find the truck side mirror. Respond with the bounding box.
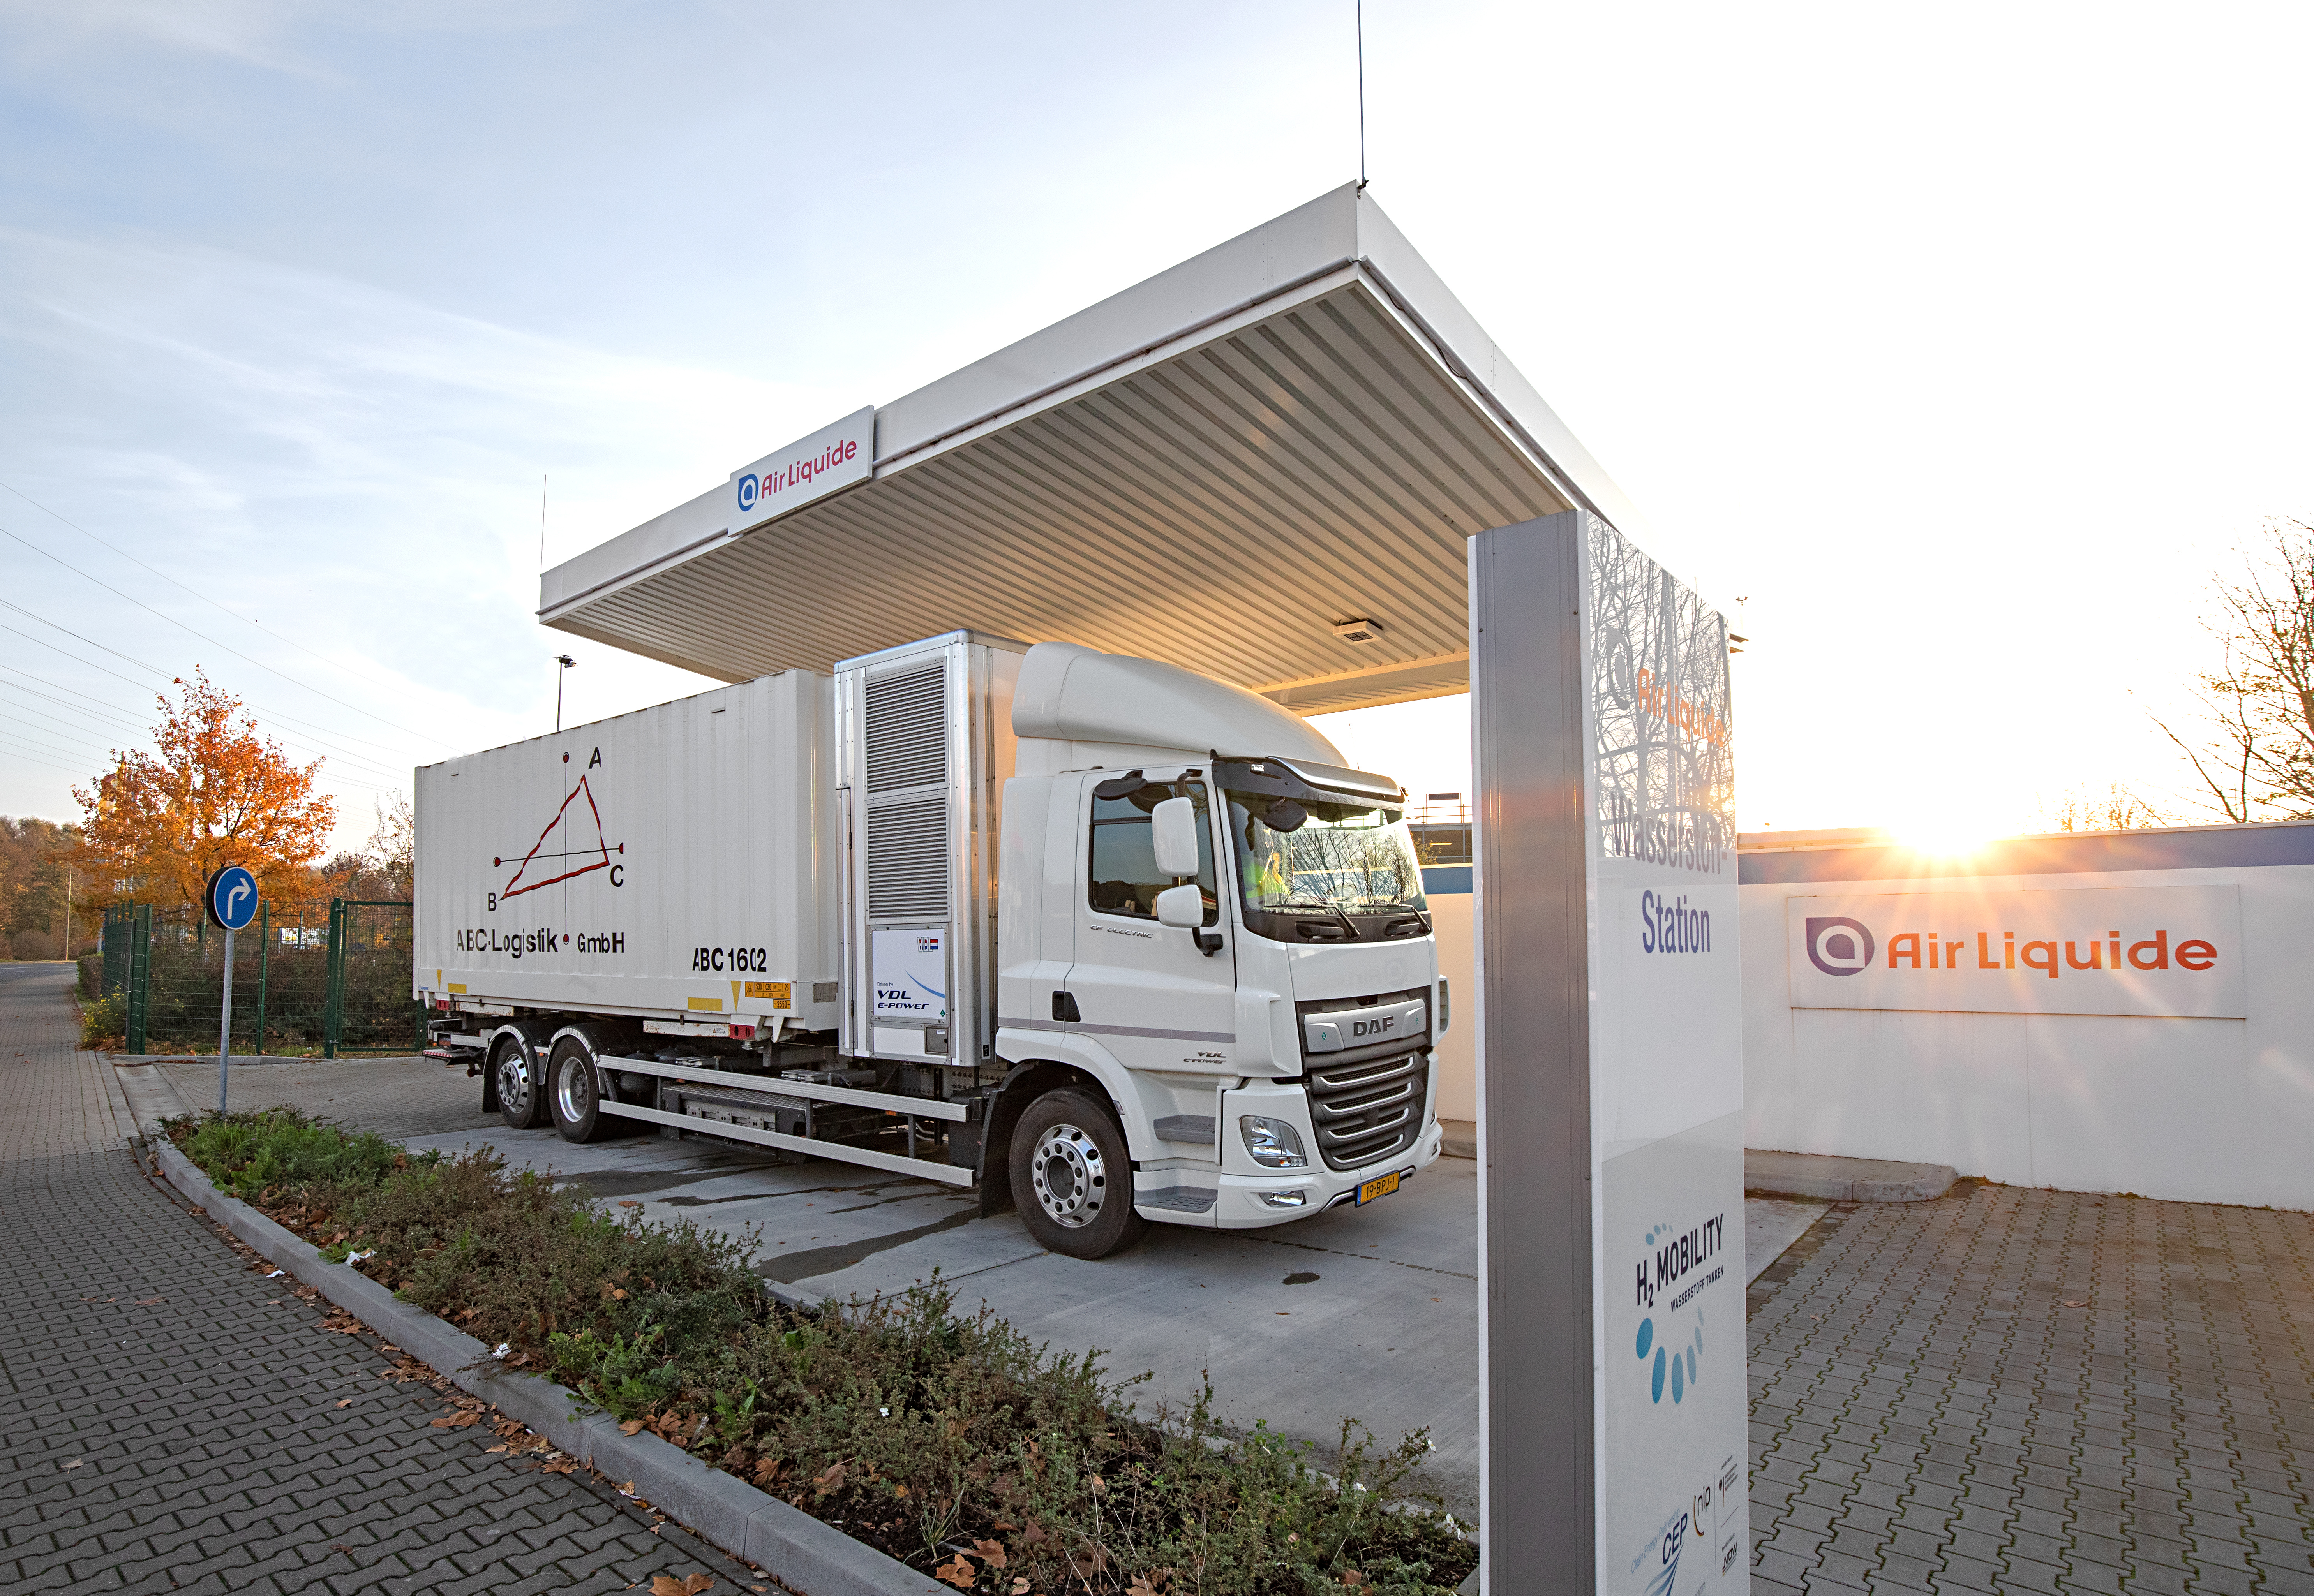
[1153,884,1205,928]
[1150,796,1201,877]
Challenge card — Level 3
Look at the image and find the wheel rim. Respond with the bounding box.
[555,1057,590,1122]
[497,1051,530,1114]
[1029,1121,1107,1229]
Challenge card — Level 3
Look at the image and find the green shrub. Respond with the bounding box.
[169,1107,416,1200]
[547,1278,1474,1592]
[81,990,126,1050]
[165,1112,1475,1593]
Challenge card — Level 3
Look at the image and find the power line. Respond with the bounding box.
[0,736,88,777]
[0,676,151,736]
[0,520,455,751]
[0,693,404,786]
[0,619,421,784]
[0,702,135,750]
[0,476,463,748]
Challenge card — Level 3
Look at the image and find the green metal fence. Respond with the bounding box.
[323,900,424,1058]
[104,897,418,1058]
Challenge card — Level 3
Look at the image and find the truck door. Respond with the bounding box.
[1064,771,1236,1076]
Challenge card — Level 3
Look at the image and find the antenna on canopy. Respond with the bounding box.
[1356,0,1368,190]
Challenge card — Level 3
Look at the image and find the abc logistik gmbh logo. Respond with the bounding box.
[1804,915,1876,977]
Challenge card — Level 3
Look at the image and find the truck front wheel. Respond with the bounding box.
[495,1038,547,1130]
[1009,1090,1146,1260]
[549,1039,611,1143]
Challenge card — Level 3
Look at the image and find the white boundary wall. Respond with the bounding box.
[1739,823,2314,1210]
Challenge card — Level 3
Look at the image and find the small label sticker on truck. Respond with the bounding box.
[743,981,792,1007]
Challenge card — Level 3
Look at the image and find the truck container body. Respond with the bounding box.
[417,632,1444,1256]
[415,667,837,1035]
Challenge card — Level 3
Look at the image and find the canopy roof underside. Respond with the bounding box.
[542,186,1637,715]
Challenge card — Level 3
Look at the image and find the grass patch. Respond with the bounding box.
[166,1109,1474,1593]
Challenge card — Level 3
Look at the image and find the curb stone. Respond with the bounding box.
[149,1137,947,1596]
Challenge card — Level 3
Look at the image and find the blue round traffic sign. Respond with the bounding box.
[206,865,259,931]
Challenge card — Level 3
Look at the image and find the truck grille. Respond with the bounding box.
[1305,1051,1428,1171]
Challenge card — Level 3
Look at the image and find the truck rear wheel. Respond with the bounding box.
[495,1037,547,1130]
[549,1038,613,1143]
[1009,1090,1146,1260]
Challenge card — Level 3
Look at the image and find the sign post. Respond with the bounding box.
[1472,511,1747,1593]
[205,866,259,1114]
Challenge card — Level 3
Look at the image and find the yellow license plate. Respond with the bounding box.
[1356,1171,1401,1205]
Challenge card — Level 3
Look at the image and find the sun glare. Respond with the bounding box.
[1887,802,2017,858]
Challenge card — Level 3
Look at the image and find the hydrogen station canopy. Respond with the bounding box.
[540,183,1642,715]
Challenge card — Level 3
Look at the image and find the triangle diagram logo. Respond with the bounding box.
[497,776,618,899]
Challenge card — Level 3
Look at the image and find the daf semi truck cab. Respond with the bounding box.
[416,632,1443,1258]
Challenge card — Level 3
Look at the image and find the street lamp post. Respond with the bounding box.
[555,654,576,732]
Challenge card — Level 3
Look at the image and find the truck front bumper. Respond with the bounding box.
[1209,1115,1444,1230]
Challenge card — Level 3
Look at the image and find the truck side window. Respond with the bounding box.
[1087,782,1218,925]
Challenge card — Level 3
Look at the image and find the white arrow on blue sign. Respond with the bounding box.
[206,865,259,932]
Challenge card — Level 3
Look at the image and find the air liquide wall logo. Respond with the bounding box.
[1805,915,1875,976]
[1785,886,2246,1019]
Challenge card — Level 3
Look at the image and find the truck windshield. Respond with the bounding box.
[1226,790,1430,944]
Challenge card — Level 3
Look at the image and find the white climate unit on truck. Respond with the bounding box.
[834,632,1023,1070]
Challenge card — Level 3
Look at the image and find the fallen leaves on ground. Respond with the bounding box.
[335,1399,352,1408]
[429,1411,481,1429]
[934,1558,975,1589]
[649,1573,714,1594]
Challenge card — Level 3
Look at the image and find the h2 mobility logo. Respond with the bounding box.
[1633,1212,1726,1404]
[1805,916,1875,976]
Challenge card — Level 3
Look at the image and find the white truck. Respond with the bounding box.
[415,632,1443,1257]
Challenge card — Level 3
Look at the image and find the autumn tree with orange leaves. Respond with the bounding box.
[74,669,337,908]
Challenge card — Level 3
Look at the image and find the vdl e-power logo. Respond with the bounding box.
[1805,915,1876,977]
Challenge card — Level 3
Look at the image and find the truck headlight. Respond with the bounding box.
[1240,1115,1309,1169]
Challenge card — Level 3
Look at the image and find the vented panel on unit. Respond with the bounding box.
[861,663,952,921]
[863,666,947,793]
[865,798,949,918]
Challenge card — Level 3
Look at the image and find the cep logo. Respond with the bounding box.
[735,472,761,513]
[1805,916,1875,977]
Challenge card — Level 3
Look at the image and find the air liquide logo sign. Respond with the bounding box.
[729,406,873,528]
[1786,886,2246,1019]
[1804,915,1875,976]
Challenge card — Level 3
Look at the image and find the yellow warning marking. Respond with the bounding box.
[687,996,724,1012]
[744,981,791,1008]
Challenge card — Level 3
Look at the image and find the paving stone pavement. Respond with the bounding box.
[1746,1180,2314,1596]
[128,1055,496,1143]
[0,963,770,1596]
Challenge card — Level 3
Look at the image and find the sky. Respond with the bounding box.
[2,1,2310,852]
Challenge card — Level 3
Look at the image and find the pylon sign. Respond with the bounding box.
[1471,509,1748,1594]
